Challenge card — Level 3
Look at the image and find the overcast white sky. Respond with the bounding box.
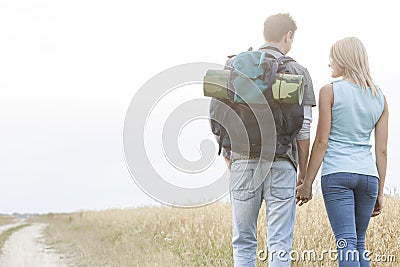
[1,0,399,213]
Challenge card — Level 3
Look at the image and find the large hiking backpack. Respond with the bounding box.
[204,46,305,158]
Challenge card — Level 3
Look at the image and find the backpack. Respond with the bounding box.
[204,46,305,159]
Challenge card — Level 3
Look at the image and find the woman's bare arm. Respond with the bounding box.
[296,84,333,204]
[303,84,333,186]
[371,96,388,217]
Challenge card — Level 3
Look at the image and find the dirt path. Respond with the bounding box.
[0,221,24,235]
[0,223,69,267]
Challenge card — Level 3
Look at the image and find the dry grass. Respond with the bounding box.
[32,195,400,267]
[0,216,14,227]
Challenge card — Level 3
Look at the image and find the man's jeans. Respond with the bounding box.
[321,172,379,267]
[230,158,296,267]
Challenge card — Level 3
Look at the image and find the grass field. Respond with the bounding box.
[32,194,400,267]
[0,216,14,227]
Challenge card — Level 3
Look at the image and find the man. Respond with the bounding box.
[211,13,316,266]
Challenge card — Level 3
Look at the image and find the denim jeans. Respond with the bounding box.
[230,158,296,267]
[321,172,379,267]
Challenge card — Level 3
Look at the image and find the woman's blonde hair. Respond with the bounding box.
[330,37,379,95]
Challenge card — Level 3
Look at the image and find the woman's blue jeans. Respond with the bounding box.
[321,172,379,267]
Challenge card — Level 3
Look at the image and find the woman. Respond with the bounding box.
[296,37,388,267]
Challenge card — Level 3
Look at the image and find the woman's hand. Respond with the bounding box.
[296,182,313,206]
[371,195,384,217]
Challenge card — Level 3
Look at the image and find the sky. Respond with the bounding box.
[0,0,399,213]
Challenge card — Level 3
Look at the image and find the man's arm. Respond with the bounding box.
[223,154,232,170]
[296,105,313,185]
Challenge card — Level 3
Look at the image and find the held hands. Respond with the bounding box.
[296,182,313,206]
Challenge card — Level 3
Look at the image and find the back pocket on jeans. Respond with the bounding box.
[230,168,255,201]
[270,168,295,200]
[367,176,379,198]
[232,189,256,201]
[270,186,294,200]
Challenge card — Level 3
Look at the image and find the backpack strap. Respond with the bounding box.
[257,47,282,89]
[259,45,297,76]
[258,45,296,64]
[264,58,279,89]
[216,102,230,156]
[278,56,295,64]
[258,45,284,59]
[218,128,225,155]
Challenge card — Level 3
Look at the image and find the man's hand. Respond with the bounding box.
[296,182,312,206]
[296,172,305,186]
[371,195,384,217]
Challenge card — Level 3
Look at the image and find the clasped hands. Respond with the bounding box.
[296,179,313,206]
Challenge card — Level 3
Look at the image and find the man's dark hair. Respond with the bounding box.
[263,13,297,42]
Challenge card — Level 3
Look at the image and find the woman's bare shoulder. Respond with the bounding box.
[318,83,334,105]
[320,83,333,93]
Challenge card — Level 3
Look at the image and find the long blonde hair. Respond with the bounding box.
[330,37,379,95]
